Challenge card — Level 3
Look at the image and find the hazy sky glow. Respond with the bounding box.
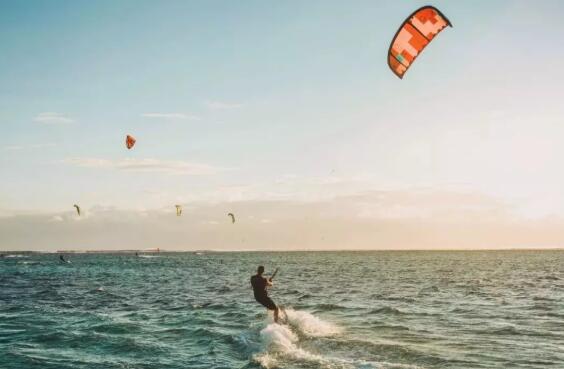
[2,0,564,250]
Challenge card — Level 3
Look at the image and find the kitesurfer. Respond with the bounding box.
[59,254,67,263]
[251,266,280,323]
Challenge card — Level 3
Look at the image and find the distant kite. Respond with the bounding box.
[388,6,452,79]
[175,205,182,216]
[228,213,235,224]
[126,135,136,149]
[73,204,81,216]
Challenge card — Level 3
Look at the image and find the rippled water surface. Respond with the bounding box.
[1,251,563,369]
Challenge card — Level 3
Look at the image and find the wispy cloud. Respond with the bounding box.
[34,112,74,125]
[2,192,564,251]
[64,157,220,175]
[141,113,199,120]
[49,215,64,223]
[204,100,243,110]
[3,143,56,151]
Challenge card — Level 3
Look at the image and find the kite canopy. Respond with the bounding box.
[126,135,136,149]
[73,204,81,216]
[175,205,182,216]
[388,6,451,79]
[227,213,235,224]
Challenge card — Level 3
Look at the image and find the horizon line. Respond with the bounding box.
[2,247,564,254]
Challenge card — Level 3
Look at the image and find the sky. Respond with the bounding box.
[2,0,564,250]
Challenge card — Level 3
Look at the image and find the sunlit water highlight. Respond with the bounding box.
[1,251,563,368]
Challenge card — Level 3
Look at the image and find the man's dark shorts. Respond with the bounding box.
[256,296,277,310]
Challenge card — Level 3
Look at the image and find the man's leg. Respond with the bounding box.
[278,306,286,323]
[259,297,280,323]
[274,306,279,323]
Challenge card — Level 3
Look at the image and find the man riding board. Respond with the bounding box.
[250,266,280,323]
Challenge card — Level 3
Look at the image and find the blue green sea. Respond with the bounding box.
[1,251,563,369]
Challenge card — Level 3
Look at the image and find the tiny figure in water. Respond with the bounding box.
[59,254,67,263]
[251,265,281,323]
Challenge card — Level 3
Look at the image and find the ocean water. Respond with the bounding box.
[1,251,563,369]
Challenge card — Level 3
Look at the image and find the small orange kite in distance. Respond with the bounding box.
[388,6,452,79]
[126,135,136,149]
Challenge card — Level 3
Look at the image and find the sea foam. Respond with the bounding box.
[254,309,339,368]
[256,322,323,368]
[284,308,341,337]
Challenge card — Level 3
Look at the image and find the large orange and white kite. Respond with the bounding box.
[388,6,452,79]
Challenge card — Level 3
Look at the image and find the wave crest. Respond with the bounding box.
[284,308,341,337]
[255,323,323,368]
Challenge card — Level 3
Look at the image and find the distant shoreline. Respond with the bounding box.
[2,248,564,254]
